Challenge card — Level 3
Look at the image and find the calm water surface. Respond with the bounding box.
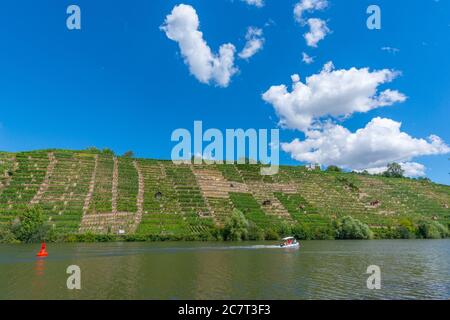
[0,240,449,299]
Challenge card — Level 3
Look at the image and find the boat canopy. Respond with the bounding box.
[282,237,295,241]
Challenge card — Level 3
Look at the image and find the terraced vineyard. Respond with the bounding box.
[0,149,449,238]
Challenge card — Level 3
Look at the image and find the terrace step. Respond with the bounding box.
[247,182,292,220]
[82,155,99,215]
[0,155,17,193]
[30,152,57,204]
[111,157,119,214]
[79,212,135,234]
[131,160,145,231]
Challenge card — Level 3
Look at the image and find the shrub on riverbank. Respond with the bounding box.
[0,207,52,243]
[1,210,448,243]
[396,219,417,239]
[417,220,449,239]
[0,225,19,243]
[333,216,373,240]
[222,209,250,241]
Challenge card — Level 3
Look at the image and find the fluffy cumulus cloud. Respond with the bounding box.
[302,52,314,64]
[161,4,238,87]
[262,61,407,131]
[304,18,330,47]
[239,27,265,59]
[241,0,264,8]
[294,0,328,22]
[293,1,330,47]
[362,162,426,178]
[281,118,450,173]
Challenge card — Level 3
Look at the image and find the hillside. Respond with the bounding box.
[0,149,449,240]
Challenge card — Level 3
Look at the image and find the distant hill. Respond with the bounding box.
[0,149,449,239]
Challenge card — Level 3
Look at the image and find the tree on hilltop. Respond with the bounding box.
[383,162,404,178]
[123,150,134,158]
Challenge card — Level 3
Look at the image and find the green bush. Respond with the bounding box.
[222,209,249,241]
[247,222,265,240]
[326,165,342,173]
[101,148,115,156]
[333,216,373,240]
[291,224,312,240]
[7,207,51,243]
[123,150,134,158]
[396,219,416,239]
[417,221,449,239]
[311,225,335,240]
[264,228,279,240]
[0,225,19,243]
[277,221,292,238]
[336,176,359,192]
[382,162,404,178]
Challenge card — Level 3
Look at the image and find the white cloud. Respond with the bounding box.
[294,0,328,22]
[239,27,265,60]
[381,46,400,54]
[362,162,426,178]
[293,1,330,47]
[262,62,407,132]
[304,18,330,47]
[281,117,450,172]
[302,52,314,64]
[241,0,264,7]
[291,74,300,83]
[161,4,238,87]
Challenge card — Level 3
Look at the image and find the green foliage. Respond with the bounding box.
[1,149,449,242]
[85,146,100,153]
[291,224,312,240]
[396,218,417,239]
[383,162,404,178]
[0,207,51,243]
[311,225,335,240]
[222,209,249,241]
[335,176,359,192]
[264,228,279,240]
[326,165,342,173]
[277,221,292,238]
[417,220,449,239]
[123,150,134,158]
[101,148,115,156]
[247,221,265,240]
[0,225,19,243]
[333,216,373,240]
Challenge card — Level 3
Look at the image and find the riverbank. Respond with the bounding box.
[2,214,449,244]
[3,229,450,244]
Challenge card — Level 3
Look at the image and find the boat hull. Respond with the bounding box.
[280,243,300,249]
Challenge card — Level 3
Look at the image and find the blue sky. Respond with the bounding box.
[0,0,449,184]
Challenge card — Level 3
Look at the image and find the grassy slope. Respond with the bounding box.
[0,149,449,238]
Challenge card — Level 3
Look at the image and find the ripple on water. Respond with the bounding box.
[0,240,449,299]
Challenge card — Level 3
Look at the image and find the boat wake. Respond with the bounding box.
[218,245,281,250]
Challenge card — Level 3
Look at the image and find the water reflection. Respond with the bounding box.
[32,258,46,299]
[34,258,46,277]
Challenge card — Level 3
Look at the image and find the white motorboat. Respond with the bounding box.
[280,236,300,248]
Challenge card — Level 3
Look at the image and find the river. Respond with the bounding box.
[0,240,449,299]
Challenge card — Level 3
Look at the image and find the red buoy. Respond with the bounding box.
[36,242,48,257]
